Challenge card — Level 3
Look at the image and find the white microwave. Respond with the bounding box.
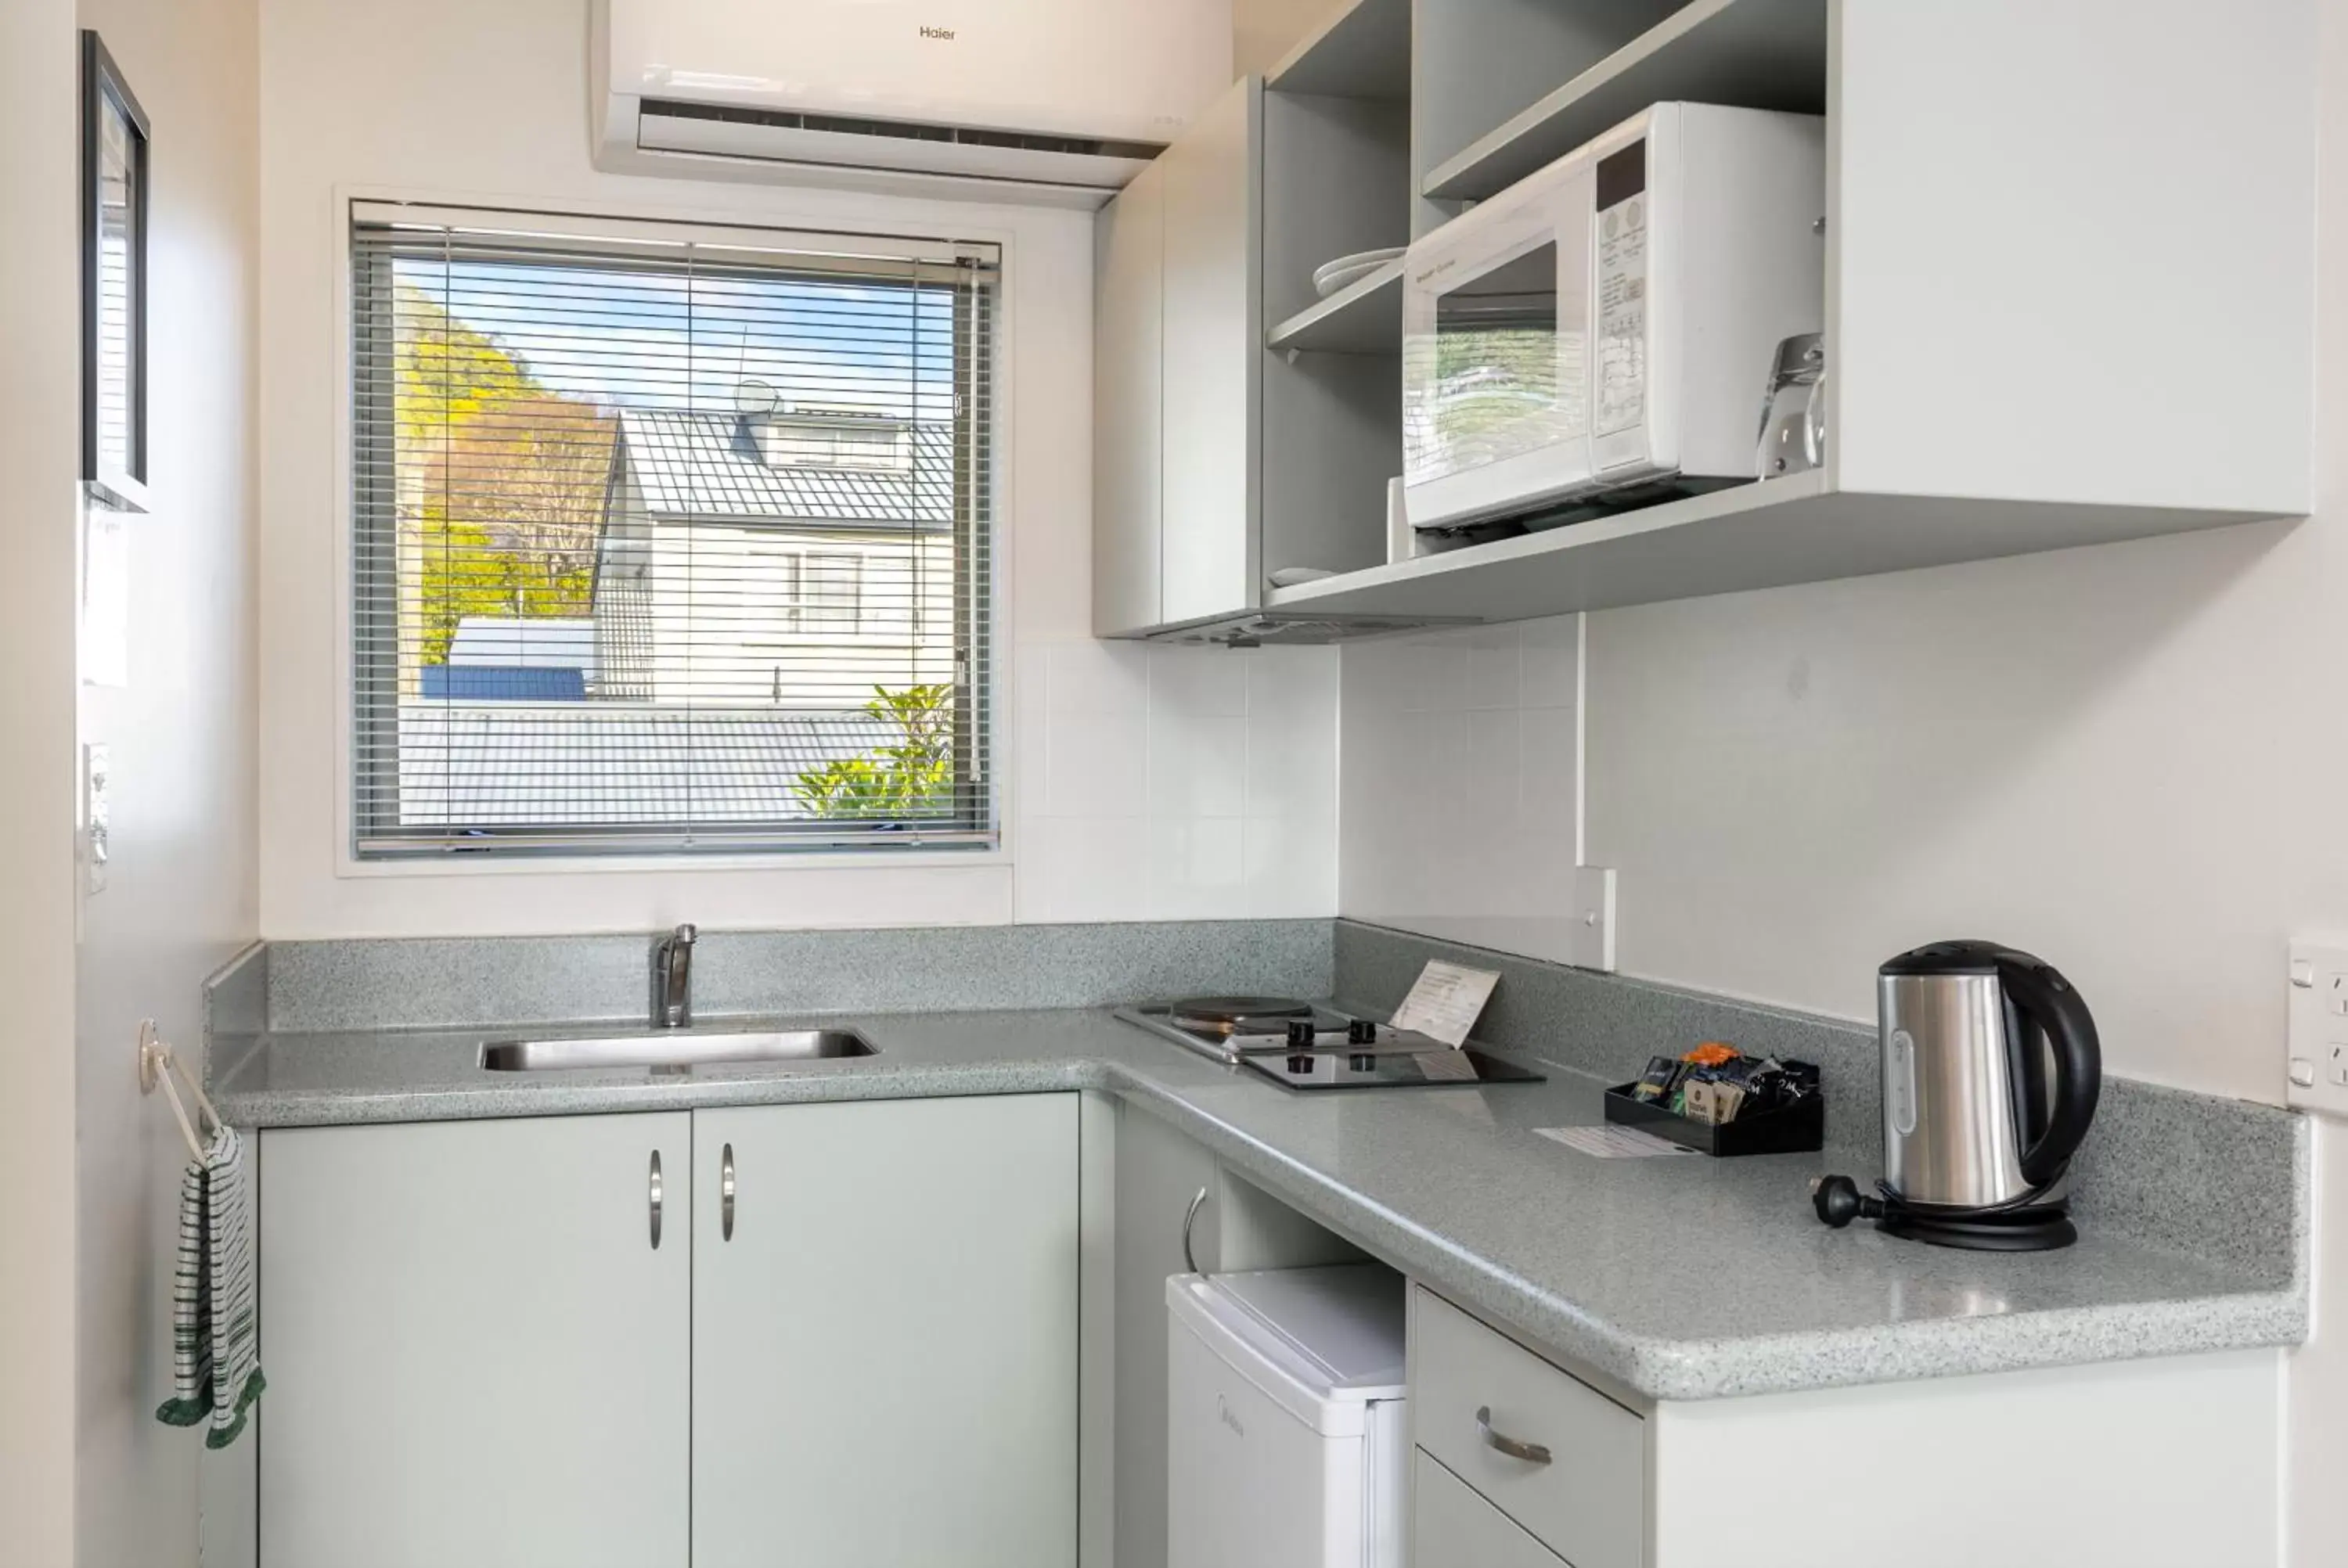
[1401,102,1826,534]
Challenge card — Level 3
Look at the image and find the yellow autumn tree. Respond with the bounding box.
[394,286,617,667]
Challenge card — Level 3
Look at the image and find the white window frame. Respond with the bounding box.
[329,189,1013,878]
[801,552,864,635]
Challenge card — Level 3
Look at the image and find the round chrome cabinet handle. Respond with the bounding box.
[648,1150,664,1250]
[721,1142,736,1242]
[1182,1186,1209,1275]
[1475,1405,1552,1466]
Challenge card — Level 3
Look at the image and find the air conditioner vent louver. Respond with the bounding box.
[595,0,1230,207]
[641,100,1167,164]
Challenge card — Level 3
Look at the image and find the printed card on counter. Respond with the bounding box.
[1389,960,1501,1048]
[1537,1124,1698,1160]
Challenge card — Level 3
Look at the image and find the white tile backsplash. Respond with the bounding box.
[1247,642,1340,727]
[1149,714,1249,819]
[1147,817,1248,919]
[1016,815,1151,923]
[1015,641,1339,923]
[1043,706,1147,818]
[1339,616,1584,964]
[1014,617,1575,934]
[1151,647,1251,717]
[1243,812,1338,919]
[1044,640,1151,717]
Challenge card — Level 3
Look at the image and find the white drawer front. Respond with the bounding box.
[1409,1286,1644,1568]
[1413,1448,1568,1568]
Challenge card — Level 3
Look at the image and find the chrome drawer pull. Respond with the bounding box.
[721,1142,736,1241]
[1182,1186,1208,1275]
[1475,1405,1552,1466]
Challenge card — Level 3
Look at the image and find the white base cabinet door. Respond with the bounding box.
[692,1094,1080,1568]
[258,1114,691,1568]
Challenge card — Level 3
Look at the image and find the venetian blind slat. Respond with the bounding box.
[349,210,999,857]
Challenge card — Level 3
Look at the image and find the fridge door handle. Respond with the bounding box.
[1182,1185,1208,1275]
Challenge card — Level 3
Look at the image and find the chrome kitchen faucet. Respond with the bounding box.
[651,923,697,1028]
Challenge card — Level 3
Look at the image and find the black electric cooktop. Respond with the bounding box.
[1237,1045,1547,1091]
[1113,998,1545,1091]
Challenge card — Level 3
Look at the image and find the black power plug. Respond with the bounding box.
[1810,1174,1886,1229]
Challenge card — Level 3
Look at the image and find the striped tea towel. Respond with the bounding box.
[156,1124,265,1448]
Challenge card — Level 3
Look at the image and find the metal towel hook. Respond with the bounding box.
[138,1020,222,1160]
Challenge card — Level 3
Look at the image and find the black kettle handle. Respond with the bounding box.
[1993,952,2101,1187]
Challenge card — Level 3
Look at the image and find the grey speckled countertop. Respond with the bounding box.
[213,1005,2307,1403]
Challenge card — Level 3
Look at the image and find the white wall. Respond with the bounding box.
[256,0,1339,937]
[71,1,265,1565]
[0,4,88,1562]
[1235,0,1331,74]
[1580,517,2335,1100]
[1340,8,2348,1562]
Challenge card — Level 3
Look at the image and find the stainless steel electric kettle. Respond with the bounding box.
[1813,940,2101,1250]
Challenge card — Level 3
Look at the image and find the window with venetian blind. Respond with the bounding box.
[348,205,999,858]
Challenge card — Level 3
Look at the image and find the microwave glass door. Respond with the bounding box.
[1403,233,1587,492]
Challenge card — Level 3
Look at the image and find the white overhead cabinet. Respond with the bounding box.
[258,1097,1079,1568]
[1097,0,2317,632]
[1093,70,1410,639]
[258,1114,693,1568]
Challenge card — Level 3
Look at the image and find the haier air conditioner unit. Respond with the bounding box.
[592,0,1234,207]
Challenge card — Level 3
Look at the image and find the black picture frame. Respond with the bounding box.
[81,31,149,514]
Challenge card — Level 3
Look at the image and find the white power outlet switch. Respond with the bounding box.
[1564,865,1616,973]
[82,743,110,896]
[2285,940,2348,1115]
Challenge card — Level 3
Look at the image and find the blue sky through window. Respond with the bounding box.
[398,257,960,422]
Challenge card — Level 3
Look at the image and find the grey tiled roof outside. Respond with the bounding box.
[393,704,896,827]
[617,410,955,527]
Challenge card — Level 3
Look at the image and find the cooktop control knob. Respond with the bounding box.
[1347,1018,1378,1045]
[1285,1018,1318,1048]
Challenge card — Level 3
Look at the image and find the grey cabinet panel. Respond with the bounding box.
[1112,1102,1221,1568]
[1158,77,1263,626]
[1112,1101,1369,1568]
[691,1095,1080,1568]
[1093,158,1166,637]
[1412,1449,1569,1568]
[1094,74,1417,636]
[259,1116,692,1568]
[1260,88,1406,588]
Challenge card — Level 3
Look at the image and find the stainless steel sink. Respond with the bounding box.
[481,1028,877,1073]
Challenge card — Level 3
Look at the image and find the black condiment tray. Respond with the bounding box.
[1601,1074,1825,1156]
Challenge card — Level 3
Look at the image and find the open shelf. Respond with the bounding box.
[1263,473,2289,624]
[1423,0,1829,203]
[1268,0,1411,102]
[1266,259,1404,354]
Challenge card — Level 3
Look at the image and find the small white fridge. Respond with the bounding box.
[1165,1264,1407,1568]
